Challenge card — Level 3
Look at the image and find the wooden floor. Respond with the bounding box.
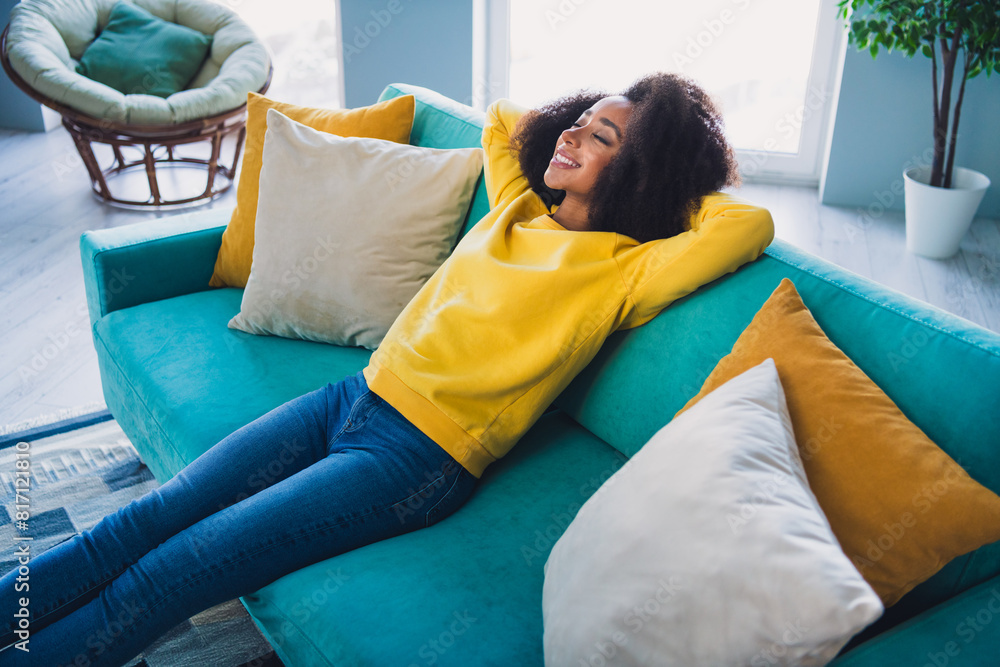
[1,125,998,429]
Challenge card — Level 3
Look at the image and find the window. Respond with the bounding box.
[229,0,343,108]
[479,0,846,185]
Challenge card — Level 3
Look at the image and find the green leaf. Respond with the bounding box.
[922,43,933,58]
[870,40,880,58]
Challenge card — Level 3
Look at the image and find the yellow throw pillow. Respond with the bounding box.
[675,277,1000,607]
[209,92,416,288]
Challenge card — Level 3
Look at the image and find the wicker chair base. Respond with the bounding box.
[63,114,248,209]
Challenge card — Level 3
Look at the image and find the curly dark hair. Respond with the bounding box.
[509,72,740,243]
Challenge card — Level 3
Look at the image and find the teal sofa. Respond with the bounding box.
[80,83,1000,665]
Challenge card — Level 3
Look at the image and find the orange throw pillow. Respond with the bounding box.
[676,277,1000,607]
[209,93,416,288]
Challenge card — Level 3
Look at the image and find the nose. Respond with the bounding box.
[559,125,581,147]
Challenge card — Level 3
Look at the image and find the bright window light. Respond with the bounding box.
[509,0,824,155]
[220,0,342,108]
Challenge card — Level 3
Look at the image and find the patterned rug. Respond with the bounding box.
[0,411,284,667]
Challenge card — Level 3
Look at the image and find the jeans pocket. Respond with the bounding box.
[339,390,383,434]
[424,463,475,528]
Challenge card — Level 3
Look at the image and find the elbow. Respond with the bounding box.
[759,209,775,249]
[747,208,775,258]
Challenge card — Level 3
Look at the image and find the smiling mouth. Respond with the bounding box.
[550,151,581,169]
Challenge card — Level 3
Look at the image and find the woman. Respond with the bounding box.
[1,72,773,666]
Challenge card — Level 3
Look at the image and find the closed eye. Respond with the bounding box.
[571,121,609,145]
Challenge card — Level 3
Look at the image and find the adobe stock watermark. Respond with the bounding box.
[887,327,940,373]
[126,64,176,96]
[18,267,135,386]
[61,597,149,664]
[544,0,592,30]
[578,576,683,667]
[52,147,85,181]
[376,75,500,194]
[384,152,428,192]
[740,85,832,178]
[944,249,999,321]
[10,441,33,653]
[672,0,754,71]
[268,234,341,302]
[250,567,351,663]
[187,436,312,556]
[727,469,792,534]
[750,616,811,667]
[727,413,841,533]
[920,587,1000,667]
[342,0,414,64]
[520,453,629,567]
[370,272,466,370]
[553,289,621,365]
[285,567,351,627]
[406,609,478,667]
[849,460,968,575]
[288,37,340,82]
[843,147,935,244]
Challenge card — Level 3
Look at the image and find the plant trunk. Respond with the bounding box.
[943,56,969,189]
[931,41,940,140]
[931,31,961,188]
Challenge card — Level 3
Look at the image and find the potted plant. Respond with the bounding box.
[836,0,999,259]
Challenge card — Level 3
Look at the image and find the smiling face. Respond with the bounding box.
[542,95,633,199]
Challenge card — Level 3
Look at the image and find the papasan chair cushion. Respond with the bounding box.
[75,1,213,98]
[4,0,270,125]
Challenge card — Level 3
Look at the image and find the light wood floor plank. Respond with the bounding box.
[862,212,929,304]
[913,240,990,329]
[962,218,1000,332]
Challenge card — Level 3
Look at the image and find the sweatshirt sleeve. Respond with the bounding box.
[482,99,532,208]
[615,193,775,330]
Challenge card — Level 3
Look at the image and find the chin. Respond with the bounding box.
[542,170,563,192]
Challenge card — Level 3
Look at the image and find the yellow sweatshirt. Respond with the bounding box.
[363,99,774,478]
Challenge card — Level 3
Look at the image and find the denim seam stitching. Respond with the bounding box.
[341,394,382,434]
[422,469,465,526]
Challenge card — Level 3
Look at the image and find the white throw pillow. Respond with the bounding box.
[541,358,883,667]
[228,108,484,350]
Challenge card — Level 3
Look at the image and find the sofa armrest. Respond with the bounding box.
[832,575,1000,665]
[80,206,232,326]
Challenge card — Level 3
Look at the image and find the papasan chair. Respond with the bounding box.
[2,0,272,208]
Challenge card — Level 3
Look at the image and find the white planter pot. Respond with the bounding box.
[903,166,990,259]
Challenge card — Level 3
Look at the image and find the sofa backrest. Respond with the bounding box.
[378,83,492,241]
[375,82,1000,635]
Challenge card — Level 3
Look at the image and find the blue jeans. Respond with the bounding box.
[0,371,477,666]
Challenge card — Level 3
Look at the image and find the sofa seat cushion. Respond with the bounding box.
[240,409,626,667]
[92,287,371,480]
